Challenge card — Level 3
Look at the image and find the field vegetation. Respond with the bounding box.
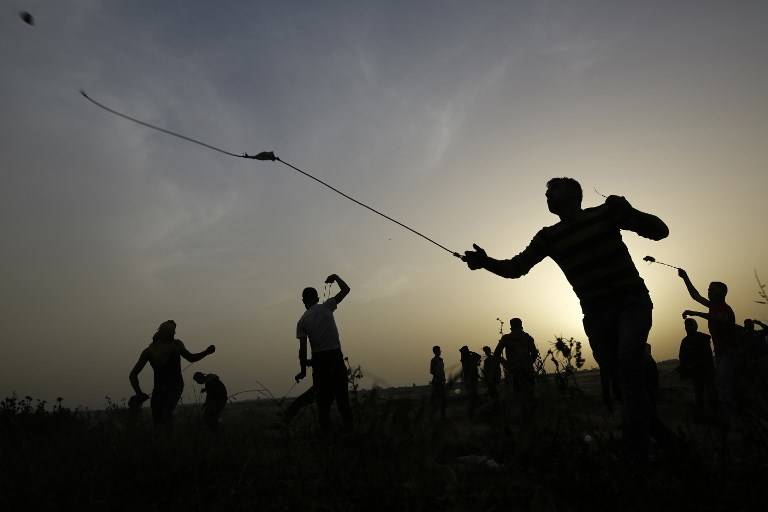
[2,359,767,511]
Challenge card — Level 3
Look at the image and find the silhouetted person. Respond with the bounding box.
[678,318,717,419]
[295,274,352,434]
[754,320,768,354]
[482,346,502,399]
[129,320,215,426]
[494,318,538,395]
[462,177,669,463]
[678,270,740,418]
[459,346,481,417]
[193,372,227,431]
[430,346,447,418]
[742,319,768,357]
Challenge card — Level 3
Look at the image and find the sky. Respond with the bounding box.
[1,1,767,408]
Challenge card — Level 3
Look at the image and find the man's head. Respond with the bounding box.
[153,320,176,343]
[546,177,582,216]
[193,372,206,385]
[509,318,523,331]
[459,345,469,355]
[684,318,698,334]
[302,287,319,309]
[482,346,492,356]
[707,281,728,303]
[433,345,441,356]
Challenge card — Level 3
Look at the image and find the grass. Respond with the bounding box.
[2,363,767,511]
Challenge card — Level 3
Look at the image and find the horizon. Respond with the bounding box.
[2,2,767,409]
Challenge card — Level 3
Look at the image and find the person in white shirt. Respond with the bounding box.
[295,274,352,433]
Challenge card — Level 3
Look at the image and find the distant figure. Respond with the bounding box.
[295,274,352,433]
[742,319,768,357]
[678,270,740,416]
[677,318,717,419]
[754,319,768,352]
[193,372,227,431]
[129,320,215,426]
[494,318,538,395]
[430,346,447,418]
[462,177,669,463]
[459,346,481,417]
[482,346,502,399]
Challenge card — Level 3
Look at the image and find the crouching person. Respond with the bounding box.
[193,372,228,432]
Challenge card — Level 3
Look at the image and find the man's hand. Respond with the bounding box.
[605,195,632,213]
[462,244,489,270]
[206,345,216,355]
[678,268,688,279]
[682,310,694,318]
[295,369,307,383]
[129,392,150,409]
[325,274,339,284]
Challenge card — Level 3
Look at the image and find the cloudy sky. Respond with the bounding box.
[2,1,767,408]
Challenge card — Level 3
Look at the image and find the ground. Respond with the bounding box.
[1,360,767,511]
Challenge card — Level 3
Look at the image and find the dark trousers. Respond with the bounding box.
[464,380,479,417]
[151,384,183,426]
[512,371,535,396]
[583,295,653,463]
[431,380,447,418]
[312,349,352,431]
[692,374,717,418]
[203,400,226,431]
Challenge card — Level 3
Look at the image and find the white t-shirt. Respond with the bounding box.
[296,298,341,353]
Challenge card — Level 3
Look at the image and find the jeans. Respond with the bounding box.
[312,349,352,431]
[583,294,653,462]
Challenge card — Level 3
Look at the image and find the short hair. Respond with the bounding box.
[546,177,583,202]
[302,287,319,302]
[710,281,728,297]
[482,345,492,353]
[684,318,698,330]
[432,345,440,353]
[509,318,523,329]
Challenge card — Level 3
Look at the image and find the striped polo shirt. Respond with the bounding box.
[491,203,650,312]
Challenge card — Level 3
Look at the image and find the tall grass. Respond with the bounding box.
[3,368,767,511]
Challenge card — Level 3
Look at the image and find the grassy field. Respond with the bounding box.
[2,360,767,511]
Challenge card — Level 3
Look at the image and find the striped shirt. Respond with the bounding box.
[487,202,662,312]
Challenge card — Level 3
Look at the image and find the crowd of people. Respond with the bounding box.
[125,177,767,468]
[428,317,540,419]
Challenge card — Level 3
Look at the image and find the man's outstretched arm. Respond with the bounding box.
[327,274,350,304]
[462,233,547,279]
[678,269,710,308]
[180,342,216,362]
[683,310,710,320]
